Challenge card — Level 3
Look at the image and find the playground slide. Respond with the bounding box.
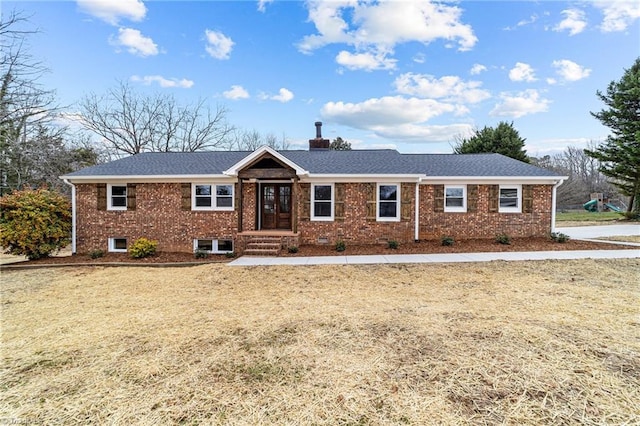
[583,199,598,212]
[604,203,622,212]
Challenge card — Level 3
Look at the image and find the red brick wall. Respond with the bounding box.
[75,183,237,253]
[296,182,416,245]
[75,181,554,253]
[418,184,552,240]
[241,183,257,231]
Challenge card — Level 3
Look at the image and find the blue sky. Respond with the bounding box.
[9,0,640,156]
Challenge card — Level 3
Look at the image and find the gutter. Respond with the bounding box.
[551,178,565,233]
[63,179,76,254]
[414,183,420,241]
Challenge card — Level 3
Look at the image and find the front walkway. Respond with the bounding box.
[229,249,639,266]
[229,224,640,266]
[556,224,640,239]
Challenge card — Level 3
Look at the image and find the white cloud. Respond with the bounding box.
[552,59,591,82]
[223,85,250,100]
[470,63,487,75]
[490,89,550,118]
[595,1,640,32]
[320,94,475,142]
[261,88,294,103]
[321,96,456,128]
[298,0,476,71]
[77,0,146,25]
[372,123,474,142]
[554,9,587,36]
[509,62,537,82]
[393,73,490,104]
[546,77,558,85]
[205,29,234,60]
[130,75,193,88]
[110,28,158,57]
[515,14,538,29]
[526,137,594,156]
[413,53,426,64]
[257,0,273,12]
[503,13,542,31]
[336,50,397,71]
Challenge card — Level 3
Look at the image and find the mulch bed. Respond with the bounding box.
[6,237,636,267]
[282,237,637,257]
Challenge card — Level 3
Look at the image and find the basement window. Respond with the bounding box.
[108,237,127,252]
[194,239,233,254]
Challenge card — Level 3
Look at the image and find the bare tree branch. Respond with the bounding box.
[77,82,234,155]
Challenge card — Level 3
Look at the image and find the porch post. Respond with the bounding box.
[237,179,243,232]
[292,178,298,233]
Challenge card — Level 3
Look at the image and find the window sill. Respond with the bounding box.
[376,217,401,222]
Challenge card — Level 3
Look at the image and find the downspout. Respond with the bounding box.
[414,181,420,241]
[63,179,76,254]
[551,179,564,233]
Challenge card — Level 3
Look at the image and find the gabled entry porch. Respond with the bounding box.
[233,147,304,234]
[230,147,305,254]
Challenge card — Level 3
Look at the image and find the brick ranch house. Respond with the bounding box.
[61,123,566,256]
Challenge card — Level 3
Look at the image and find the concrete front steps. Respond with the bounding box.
[237,231,300,257]
[243,236,282,256]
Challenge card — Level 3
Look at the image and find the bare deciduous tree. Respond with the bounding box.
[1,10,79,195]
[77,81,234,155]
[229,129,290,151]
[531,143,621,209]
[1,10,59,133]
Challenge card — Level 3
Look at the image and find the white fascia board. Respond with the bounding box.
[301,174,423,183]
[222,145,309,176]
[421,176,568,185]
[60,174,236,184]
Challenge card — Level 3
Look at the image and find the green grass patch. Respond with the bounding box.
[556,211,621,222]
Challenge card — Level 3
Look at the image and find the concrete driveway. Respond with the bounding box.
[555,224,640,239]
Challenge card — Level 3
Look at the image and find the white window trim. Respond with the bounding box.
[499,184,522,213]
[377,183,400,222]
[191,183,235,211]
[107,183,127,211]
[311,183,334,221]
[444,185,467,213]
[193,239,234,254]
[108,237,127,252]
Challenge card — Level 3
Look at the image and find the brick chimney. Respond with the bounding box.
[309,121,330,150]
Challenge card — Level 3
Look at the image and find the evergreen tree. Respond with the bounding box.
[454,121,529,163]
[586,58,640,214]
[329,137,351,150]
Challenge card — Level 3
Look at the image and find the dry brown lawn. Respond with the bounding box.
[1,260,639,425]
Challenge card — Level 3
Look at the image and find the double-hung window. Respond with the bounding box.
[499,185,521,213]
[377,184,400,221]
[215,185,233,208]
[311,184,334,221]
[192,184,234,210]
[107,184,127,210]
[444,185,467,212]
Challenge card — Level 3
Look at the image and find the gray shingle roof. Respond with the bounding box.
[62,150,561,178]
[405,153,559,177]
[64,151,249,176]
